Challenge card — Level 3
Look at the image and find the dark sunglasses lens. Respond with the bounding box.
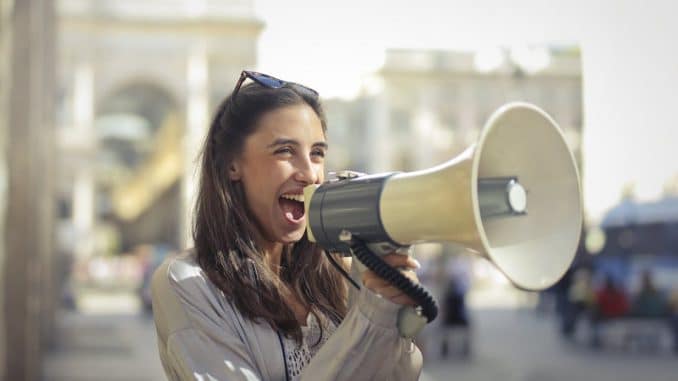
[250,72,285,88]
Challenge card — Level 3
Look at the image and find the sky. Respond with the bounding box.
[253,0,678,224]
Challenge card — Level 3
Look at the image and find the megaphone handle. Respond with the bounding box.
[388,247,429,338]
[349,240,438,338]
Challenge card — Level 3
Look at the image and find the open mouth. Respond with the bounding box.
[279,193,305,223]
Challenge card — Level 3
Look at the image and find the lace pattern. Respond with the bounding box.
[281,312,337,381]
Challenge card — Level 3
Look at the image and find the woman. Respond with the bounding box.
[151,71,423,380]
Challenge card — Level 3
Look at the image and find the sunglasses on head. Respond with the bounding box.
[231,70,319,99]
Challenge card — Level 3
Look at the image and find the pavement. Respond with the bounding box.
[420,308,678,381]
[43,311,165,381]
[43,289,678,381]
[43,288,165,381]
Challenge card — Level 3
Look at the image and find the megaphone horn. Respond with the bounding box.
[304,102,582,291]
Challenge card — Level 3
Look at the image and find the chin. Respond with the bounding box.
[278,228,306,244]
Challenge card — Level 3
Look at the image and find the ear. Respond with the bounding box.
[228,161,242,181]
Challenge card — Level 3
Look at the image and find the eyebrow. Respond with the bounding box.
[267,138,328,150]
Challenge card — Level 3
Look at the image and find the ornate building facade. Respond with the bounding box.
[325,47,583,175]
[57,0,263,259]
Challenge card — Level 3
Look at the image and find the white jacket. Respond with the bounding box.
[151,250,423,380]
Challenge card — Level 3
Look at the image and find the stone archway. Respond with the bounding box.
[94,82,183,252]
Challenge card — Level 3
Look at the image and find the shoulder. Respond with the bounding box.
[152,249,235,307]
[160,249,202,282]
[152,249,206,298]
[151,249,241,336]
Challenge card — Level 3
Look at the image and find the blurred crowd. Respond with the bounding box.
[413,250,475,360]
[552,267,678,352]
[63,243,179,313]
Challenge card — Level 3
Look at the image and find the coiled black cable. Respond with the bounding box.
[349,239,438,323]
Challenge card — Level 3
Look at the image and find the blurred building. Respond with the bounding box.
[2,0,263,379]
[588,195,678,292]
[56,0,263,260]
[325,47,583,174]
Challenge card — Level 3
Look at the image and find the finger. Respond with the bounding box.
[364,268,417,283]
[400,269,419,283]
[362,267,419,287]
[363,276,392,290]
[362,270,379,285]
[374,287,406,299]
[362,270,398,285]
[361,257,419,283]
[380,254,421,270]
[363,274,420,306]
[390,294,417,306]
[373,285,417,306]
[361,270,372,283]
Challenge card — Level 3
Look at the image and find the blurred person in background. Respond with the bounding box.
[151,71,423,380]
[546,266,572,320]
[591,274,630,347]
[562,267,595,338]
[630,270,667,318]
[411,250,438,360]
[440,276,471,357]
[670,287,678,354]
[594,275,630,318]
[137,243,177,314]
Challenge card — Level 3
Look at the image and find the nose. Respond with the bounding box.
[294,156,320,185]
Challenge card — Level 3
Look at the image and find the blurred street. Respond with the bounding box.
[43,289,165,381]
[422,309,678,381]
[43,289,678,381]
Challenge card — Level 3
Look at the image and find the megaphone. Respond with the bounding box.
[303,102,582,333]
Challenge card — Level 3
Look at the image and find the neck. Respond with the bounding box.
[260,239,284,276]
[258,237,309,324]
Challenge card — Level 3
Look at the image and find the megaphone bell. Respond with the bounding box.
[303,102,582,333]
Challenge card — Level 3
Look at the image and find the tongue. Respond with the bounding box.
[280,198,304,221]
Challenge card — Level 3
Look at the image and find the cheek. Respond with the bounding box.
[317,164,325,182]
[242,161,288,207]
[273,160,298,181]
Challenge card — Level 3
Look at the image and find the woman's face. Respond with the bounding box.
[230,103,326,245]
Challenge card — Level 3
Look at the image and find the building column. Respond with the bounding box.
[182,42,209,248]
[2,0,56,380]
[411,87,437,169]
[458,81,478,145]
[0,0,12,375]
[366,90,391,173]
[71,61,96,260]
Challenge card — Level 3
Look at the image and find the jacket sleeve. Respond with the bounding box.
[151,258,266,381]
[152,255,422,381]
[300,286,423,381]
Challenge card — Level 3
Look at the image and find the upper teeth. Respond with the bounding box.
[281,194,304,202]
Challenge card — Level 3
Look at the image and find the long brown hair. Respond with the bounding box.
[193,81,347,343]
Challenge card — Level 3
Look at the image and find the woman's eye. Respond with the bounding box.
[312,150,326,158]
[275,147,293,155]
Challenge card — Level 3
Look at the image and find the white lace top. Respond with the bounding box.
[280,312,337,381]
